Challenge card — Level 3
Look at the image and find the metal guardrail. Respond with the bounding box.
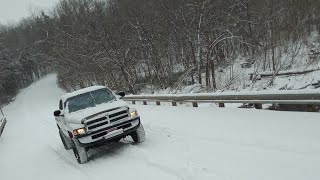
[123,90,320,111]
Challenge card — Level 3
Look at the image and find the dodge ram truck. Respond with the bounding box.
[53,86,145,164]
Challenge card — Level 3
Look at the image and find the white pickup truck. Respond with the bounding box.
[53,86,145,164]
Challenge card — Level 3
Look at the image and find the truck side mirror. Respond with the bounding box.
[117,91,125,98]
[54,110,61,117]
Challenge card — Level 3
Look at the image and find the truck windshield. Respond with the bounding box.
[66,88,116,113]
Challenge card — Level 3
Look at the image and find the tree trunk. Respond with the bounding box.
[120,65,135,94]
[189,41,197,84]
[210,56,216,89]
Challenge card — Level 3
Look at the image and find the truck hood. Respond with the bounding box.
[64,100,129,124]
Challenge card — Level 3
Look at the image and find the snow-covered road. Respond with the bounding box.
[1,75,320,180]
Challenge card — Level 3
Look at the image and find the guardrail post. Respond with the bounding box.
[172,102,177,106]
[192,102,198,107]
[132,101,135,105]
[254,103,262,109]
[143,101,147,105]
[307,105,317,112]
[156,101,161,106]
[218,103,225,107]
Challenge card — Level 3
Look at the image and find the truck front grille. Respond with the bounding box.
[87,116,107,126]
[85,107,129,132]
[88,121,109,130]
[91,123,132,139]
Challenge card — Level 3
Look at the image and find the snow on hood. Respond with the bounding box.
[64,100,129,124]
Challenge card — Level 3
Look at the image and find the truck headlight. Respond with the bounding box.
[73,128,86,136]
[130,110,138,118]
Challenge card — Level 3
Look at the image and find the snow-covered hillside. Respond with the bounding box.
[140,34,320,95]
[0,74,320,180]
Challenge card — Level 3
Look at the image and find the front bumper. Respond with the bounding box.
[75,117,140,148]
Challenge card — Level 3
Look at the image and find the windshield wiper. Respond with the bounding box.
[89,92,97,105]
[108,99,116,103]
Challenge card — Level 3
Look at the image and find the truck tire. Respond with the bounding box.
[59,130,73,150]
[131,124,145,143]
[71,139,88,164]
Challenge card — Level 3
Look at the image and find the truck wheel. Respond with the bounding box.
[131,124,145,143]
[71,139,88,164]
[59,130,72,150]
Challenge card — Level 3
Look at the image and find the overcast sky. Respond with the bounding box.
[0,0,58,24]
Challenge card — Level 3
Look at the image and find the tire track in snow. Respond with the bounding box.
[121,139,226,180]
[146,124,319,158]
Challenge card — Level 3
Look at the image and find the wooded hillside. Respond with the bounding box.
[0,0,319,101]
